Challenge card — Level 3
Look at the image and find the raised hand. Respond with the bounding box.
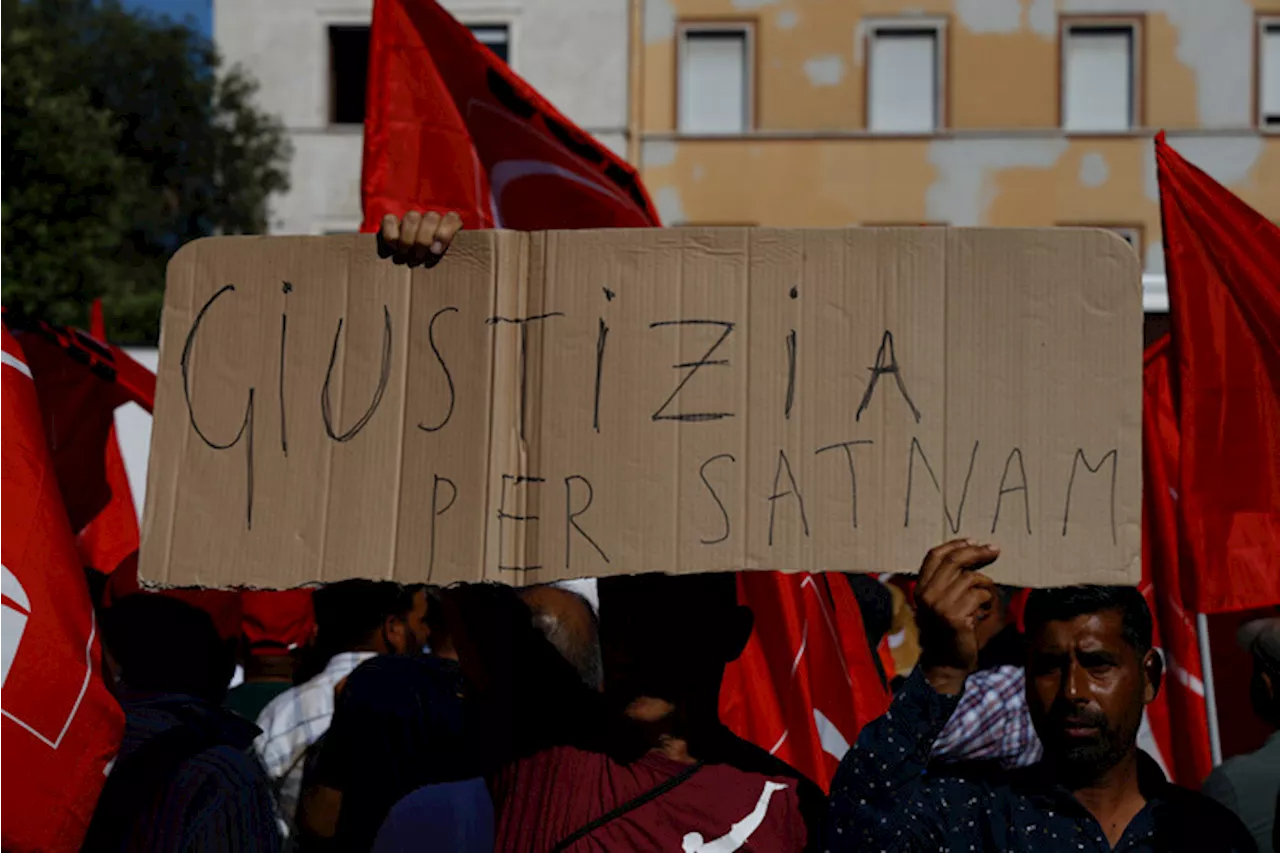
[376,210,463,267]
[914,539,999,695]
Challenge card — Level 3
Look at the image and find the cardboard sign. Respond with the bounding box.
[140,228,1142,589]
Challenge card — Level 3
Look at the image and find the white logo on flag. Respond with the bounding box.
[0,565,100,750]
[813,707,852,760]
[682,781,789,853]
[0,348,32,379]
[2,564,31,688]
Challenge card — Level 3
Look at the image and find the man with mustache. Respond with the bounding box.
[827,539,1255,852]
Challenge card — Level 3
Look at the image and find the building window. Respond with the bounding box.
[1062,22,1138,132]
[678,26,751,134]
[329,25,370,125]
[1261,19,1280,128]
[866,22,943,133]
[329,23,508,126]
[471,24,510,64]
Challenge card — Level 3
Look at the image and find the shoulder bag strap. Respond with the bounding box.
[550,760,704,853]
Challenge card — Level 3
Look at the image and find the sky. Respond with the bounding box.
[122,0,211,36]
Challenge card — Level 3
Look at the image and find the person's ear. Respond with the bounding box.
[723,605,754,663]
[383,614,406,653]
[1142,649,1163,705]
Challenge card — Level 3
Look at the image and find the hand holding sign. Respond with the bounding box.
[377,210,464,267]
[916,539,999,696]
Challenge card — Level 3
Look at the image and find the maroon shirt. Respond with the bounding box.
[492,745,807,852]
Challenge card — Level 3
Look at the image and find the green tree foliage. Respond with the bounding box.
[2,0,291,343]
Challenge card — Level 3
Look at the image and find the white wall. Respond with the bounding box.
[214,0,631,235]
[117,348,160,518]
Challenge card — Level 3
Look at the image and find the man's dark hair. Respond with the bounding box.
[312,580,405,654]
[1023,585,1152,657]
[397,583,427,618]
[101,594,235,703]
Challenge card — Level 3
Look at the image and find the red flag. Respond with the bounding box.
[11,316,155,576]
[719,573,890,791]
[361,0,660,231]
[1141,334,1212,786]
[1156,133,1280,613]
[2,325,125,852]
[75,303,145,576]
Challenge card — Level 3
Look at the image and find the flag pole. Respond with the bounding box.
[1196,612,1223,765]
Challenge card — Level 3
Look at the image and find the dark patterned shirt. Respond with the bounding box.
[826,669,1256,853]
[111,692,283,852]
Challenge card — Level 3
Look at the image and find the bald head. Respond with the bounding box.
[520,585,603,692]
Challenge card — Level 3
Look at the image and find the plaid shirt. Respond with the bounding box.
[253,651,376,824]
[930,664,1043,769]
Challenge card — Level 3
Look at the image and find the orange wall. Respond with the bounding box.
[637,0,1280,262]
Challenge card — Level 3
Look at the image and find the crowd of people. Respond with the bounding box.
[77,216,1280,852]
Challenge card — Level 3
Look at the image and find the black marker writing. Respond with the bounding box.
[1062,448,1118,544]
[650,320,735,422]
[698,453,736,545]
[496,474,543,572]
[428,475,457,580]
[816,440,874,529]
[856,330,921,423]
[487,312,565,442]
[418,306,458,432]
[565,475,609,568]
[593,318,609,433]
[992,447,1031,535]
[905,438,979,534]
[768,449,810,546]
[279,281,291,456]
[181,285,255,529]
[785,329,797,420]
[321,306,392,442]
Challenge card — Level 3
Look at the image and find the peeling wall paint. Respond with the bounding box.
[804,55,846,86]
[1026,0,1055,37]
[1160,135,1264,186]
[954,0,1023,33]
[654,185,688,224]
[1142,135,1264,201]
[643,139,678,169]
[776,9,798,29]
[926,139,1070,225]
[1079,152,1109,188]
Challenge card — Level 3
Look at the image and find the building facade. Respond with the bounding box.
[213,0,631,235]
[214,0,1280,299]
[635,0,1280,288]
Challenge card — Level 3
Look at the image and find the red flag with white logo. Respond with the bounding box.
[12,313,154,577]
[361,0,660,231]
[1,324,125,852]
[719,572,890,791]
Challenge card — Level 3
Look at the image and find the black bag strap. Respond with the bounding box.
[82,722,221,851]
[550,760,704,853]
